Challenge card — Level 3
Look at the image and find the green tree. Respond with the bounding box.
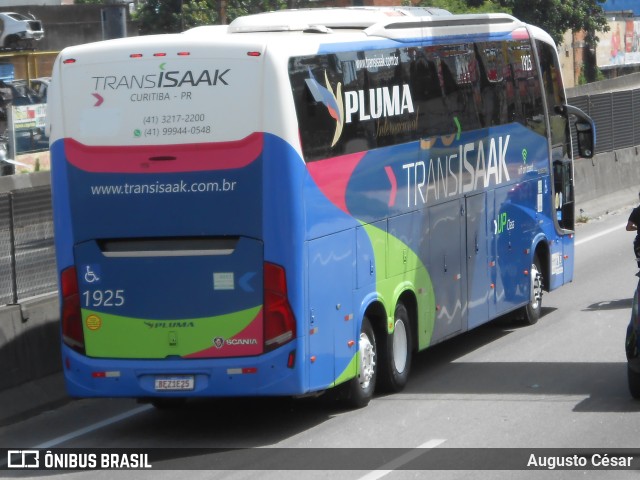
[502,0,609,82]
[181,0,218,30]
[133,0,292,34]
[226,0,288,22]
[423,0,510,14]
[134,0,184,34]
[505,0,608,46]
[420,0,608,47]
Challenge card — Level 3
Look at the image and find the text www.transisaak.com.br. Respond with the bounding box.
[90,178,237,196]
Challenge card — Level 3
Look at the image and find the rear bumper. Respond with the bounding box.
[62,340,305,398]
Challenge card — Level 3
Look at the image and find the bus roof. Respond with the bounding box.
[226,6,452,32]
[189,8,540,45]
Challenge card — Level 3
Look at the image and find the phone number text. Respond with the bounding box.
[144,126,212,136]
[143,114,206,125]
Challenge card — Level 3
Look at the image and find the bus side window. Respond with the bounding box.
[412,51,445,137]
[437,47,481,134]
[474,42,510,128]
[508,42,545,136]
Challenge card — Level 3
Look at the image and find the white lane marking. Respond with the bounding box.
[575,223,626,247]
[34,404,152,449]
[356,439,446,480]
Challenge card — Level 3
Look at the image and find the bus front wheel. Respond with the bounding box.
[523,256,543,325]
[378,303,412,392]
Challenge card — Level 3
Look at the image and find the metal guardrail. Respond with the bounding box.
[0,184,55,305]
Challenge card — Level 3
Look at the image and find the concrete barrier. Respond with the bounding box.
[0,171,50,194]
[575,148,640,219]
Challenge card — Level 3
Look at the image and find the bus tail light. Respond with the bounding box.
[263,262,296,352]
[61,267,85,354]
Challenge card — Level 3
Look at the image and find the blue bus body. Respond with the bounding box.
[49,10,593,406]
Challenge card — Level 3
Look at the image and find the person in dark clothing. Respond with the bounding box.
[626,193,640,268]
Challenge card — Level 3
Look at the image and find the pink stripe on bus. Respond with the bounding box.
[306,151,366,214]
[63,132,263,173]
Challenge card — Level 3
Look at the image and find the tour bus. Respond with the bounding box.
[49,7,595,408]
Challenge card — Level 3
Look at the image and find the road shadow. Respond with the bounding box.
[583,298,634,311]
[400,310,638,415]
[0,315,61,392]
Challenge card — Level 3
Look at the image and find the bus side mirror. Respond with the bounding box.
[557,104,596,159]
[575,120,594,159]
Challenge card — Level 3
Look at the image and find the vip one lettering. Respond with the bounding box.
[403,135,511,207]
[344,84,414,123]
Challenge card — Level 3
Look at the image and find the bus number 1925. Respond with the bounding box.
[82,289,125,308]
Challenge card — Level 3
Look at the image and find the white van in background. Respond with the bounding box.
[0,12,45,50]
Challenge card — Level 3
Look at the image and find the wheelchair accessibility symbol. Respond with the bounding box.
[82,264,101,284]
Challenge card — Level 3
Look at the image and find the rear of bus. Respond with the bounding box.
[49,33,301,399]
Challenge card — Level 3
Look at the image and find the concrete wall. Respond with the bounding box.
[1,171,58,392]
[575,147,640,218]
[567,72,640,96]
[0,170,50,193]
[0,295,59,392]
[566,73,640,217]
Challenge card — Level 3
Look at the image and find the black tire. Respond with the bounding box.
[339,316,377,409]
[377,303,412,392]
[523,255,543,325]
[4,35,19,50]
[628,364,640,400]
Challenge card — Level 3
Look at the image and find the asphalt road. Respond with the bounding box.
[1,207,639,479]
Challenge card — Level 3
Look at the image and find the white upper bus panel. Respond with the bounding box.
[365,14,525,41]
[226,9,526,43]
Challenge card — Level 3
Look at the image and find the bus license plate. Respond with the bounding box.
[154,375,194,391]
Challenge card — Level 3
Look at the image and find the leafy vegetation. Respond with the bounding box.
[126,0,609,54]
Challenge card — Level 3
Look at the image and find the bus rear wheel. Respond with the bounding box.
[378,303,412,392]
[340,316,377,408]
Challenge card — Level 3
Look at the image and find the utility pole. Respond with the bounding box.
[102,0,127,40]
[217,0,227,25]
